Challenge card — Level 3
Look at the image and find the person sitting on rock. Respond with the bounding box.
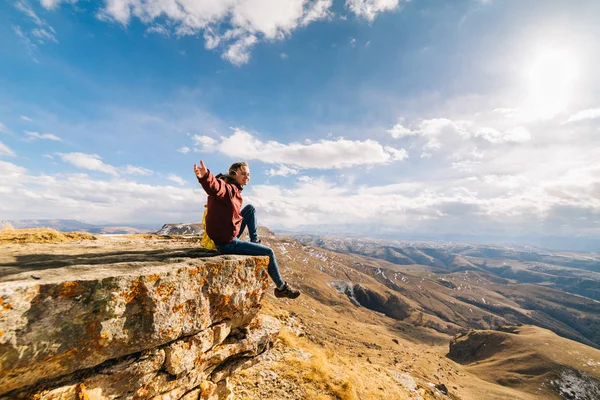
[194,160,301,299]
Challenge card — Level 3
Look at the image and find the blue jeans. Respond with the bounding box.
[237,204,259,243]
[216,238,285,288]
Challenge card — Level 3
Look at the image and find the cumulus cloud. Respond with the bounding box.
[0,161,200,224]
[177,146,191,154]
[384,146,408,161]
[1,143,598,240]
[222,34,258,65]
[123,165,153,175]
[266,165,299,177]
[57,153,157,177]
[0,142,16,157]
[0,160,27,175]
[167,174,187,185]
[387,118,531,151]
[386,123,416,138]
[562,108,600,124]
[241,161,600,238]
[502,127,531,143]
[25,131,62,141]
[346,0,401,22]
[145,24,170,37]
[20,115,33,122]
[58,152,119,176]
[193,128,407,169]
[36,0,403,65]
[192,135,217,150]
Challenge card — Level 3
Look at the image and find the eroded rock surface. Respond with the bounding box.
[0,253,278,399]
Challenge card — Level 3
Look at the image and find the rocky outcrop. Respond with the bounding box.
[331,281,412,320]
[0,254,278,399]
[155,224,203,235]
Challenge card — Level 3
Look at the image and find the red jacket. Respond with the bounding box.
[197,170,243,245]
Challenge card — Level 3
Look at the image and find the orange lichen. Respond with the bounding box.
[58,282,81,298]
[221,295,231,306]
[146,274,161,283]
[172,303,185,313]
[155,283,175,301]
[121,278,146,303]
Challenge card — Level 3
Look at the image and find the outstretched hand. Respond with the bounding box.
[194,160,208,179]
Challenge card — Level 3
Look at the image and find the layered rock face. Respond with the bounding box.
[0,254,279,399]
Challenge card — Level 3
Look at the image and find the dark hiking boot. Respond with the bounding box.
[274,283,300,299]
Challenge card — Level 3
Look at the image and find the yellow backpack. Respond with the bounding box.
[201,204,217,251]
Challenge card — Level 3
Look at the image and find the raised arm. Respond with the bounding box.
[194,160,229,198]
[194,160,207,179]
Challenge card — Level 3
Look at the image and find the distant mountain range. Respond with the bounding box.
[0,219,162,235]
[276,224,600,252]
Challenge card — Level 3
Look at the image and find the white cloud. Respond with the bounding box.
[350,37,356,47]
[301,0,333,25]
[145,24,170,36]
[14,0,59,57]
[346,0,401,22]
[58,152,119,176]
[38,0,398,65]
[92,0,332,65]
[167,174,187,186]
[13,26,39,63]
[563,108,600,124]
[57,152,155,178]
[0,163,201,224]
[391,117,532,153]
[192,135,217,150]
[123,165,153,175]
[503,127,531,143]
[239,157,600,237]
[419,118,473,139]
[25,131,62,141]
[177,146,191,154]
[222,35,258,65]
[40,0,64,9]
[383,146,408,161]
[20,115,33,122]
[194,128,407,169]
[0,142,17,157]
[31,27,59,43]
[266,165,299,177]
[474,126,530,143]
[15,0,44,26]
[0,123,10,134]
[473,127,501,143]
[0,161,27,175]
[386,123,416,138]
[280,52,289,59]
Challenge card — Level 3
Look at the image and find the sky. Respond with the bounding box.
[1,0,599,246]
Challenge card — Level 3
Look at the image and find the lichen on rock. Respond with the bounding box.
[0,254,278,399]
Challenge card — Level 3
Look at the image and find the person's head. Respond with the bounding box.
[228,161,250,186]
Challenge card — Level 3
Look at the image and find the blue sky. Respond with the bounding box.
[1,0,599,242]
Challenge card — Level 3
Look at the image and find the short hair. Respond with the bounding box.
[228,162,248,176]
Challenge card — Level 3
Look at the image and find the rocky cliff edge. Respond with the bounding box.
[0,254,279,399]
